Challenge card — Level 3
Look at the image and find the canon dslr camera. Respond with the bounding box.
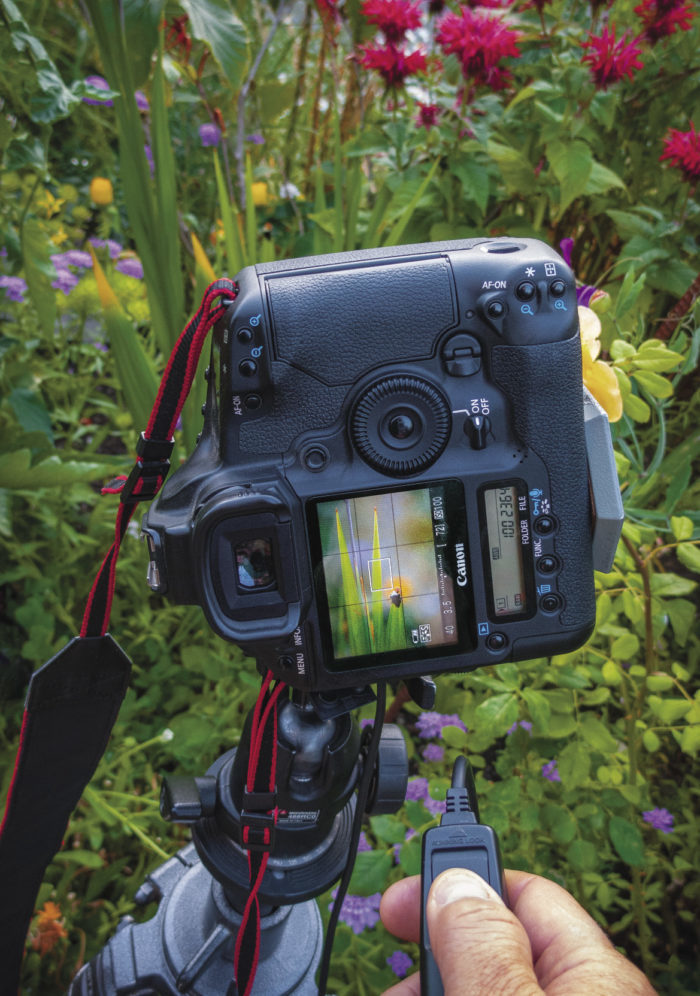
[142,237,621,693]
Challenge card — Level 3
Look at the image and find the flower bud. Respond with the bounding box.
[90,177,114,206]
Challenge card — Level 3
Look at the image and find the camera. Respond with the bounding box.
[141,237,620,693]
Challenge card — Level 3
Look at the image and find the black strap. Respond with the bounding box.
[0,280,237,994]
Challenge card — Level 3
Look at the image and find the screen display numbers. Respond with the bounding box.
[484,485,527,617]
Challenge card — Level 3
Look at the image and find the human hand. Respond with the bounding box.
[380,868,657,995]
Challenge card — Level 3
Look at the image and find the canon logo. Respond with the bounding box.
[455,543,468,587]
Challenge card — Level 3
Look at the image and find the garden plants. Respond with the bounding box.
[0,0,699,993]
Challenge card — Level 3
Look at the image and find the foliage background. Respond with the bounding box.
[0,0,699,992]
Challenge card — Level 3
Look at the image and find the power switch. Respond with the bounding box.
[442,334,482,377]
[464,414,490,450]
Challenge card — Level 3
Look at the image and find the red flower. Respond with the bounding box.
[634,0,694,42]
[417,102,441,129]
[361,0,423,43]
[660,123,700,183]
[436,7,521,90]
[581,25,644,89]
[359,43,427,87]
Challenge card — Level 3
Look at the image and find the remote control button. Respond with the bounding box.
[516,281,536,301]
[238,359,257,377]
[540,593,563,613]
[537,555,559,574]
[534,515,557,535]
[303,446,330,471]
[237,327,253,344]
[486,632,508,651]
[487,300,505,319]
[550,280,567,297]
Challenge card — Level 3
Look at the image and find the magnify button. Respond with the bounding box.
[521,304,534,315]
[554,299,567,310]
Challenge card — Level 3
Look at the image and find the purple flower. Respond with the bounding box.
[0,275,28,303]
[357,831,372,852]
[422,743,445,762]
[199,123,222,147]
[559,238,599,306]
[424,795,446,816]
[387,950,413,978]
[94,342,109,352]
[507,720,533,735]
[55,250,93,269]
[135,90,149,112]
[51,268,80,295]
[83,75,113,106]
[144,144,155,177]
[246,133,265,144]
[405,777,429,801]
[643,808,674,834]
[330,890,381,934]
[89,238,123,259]
[115,256,144,279]
[415,711,467,738]
[542,760,561,782]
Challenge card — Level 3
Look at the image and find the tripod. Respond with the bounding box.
[69,686,408,995]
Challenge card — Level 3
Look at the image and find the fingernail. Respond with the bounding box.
[431,869,493,906]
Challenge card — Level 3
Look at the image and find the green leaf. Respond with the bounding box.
[452,160,490,214]
[348,849,393,895]
[369,815,406,844]
[399,834,423,877]
[474,693,519,733]
[180,0,248,90]
[676,543,700,574]
[680,724,700,756]
[584,161,626,195]
[623,392,651,422]
[53,849,106,870]
[650,574,696,597]
[21,218,56,338]
[558,741,591,788]
[546,140,593,216]
[104,0,164,88]
[646,674,674,692]
[567,839,598,872]
[642,729,661,752]
[4,133,46,172]
[487,141,536,195]
[648,698,691,724]
[670,516,694,542]
[667,598,696,646]
[615,269,646,319]
[609,816,645,867]
[521,688,551,730]
[441,725,468,748]
[610,632,640,662]
[8,388,53,441]
[580,714,618,753]
[633,370,673,399]
[383,159,440,247]
[0,450,114,489]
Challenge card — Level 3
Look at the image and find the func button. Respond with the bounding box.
[442,333,482,377]
[537,555,559,574]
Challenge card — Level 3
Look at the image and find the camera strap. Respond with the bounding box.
[0,280,238,995]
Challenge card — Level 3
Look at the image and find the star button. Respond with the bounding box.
[525,267,535,277]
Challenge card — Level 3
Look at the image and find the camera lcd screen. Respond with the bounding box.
[311,482,472,668]
[483,485,527,616]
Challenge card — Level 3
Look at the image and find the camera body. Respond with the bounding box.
[142,238,600,692]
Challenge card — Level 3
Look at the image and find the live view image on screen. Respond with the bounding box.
[315,486,460,662]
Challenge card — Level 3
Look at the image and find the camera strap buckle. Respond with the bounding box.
[240,807,277,852]
[118,433,175,505]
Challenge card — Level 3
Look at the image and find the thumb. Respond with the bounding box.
[427,869,542,996]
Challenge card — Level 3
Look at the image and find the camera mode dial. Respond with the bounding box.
[350,376,451,476]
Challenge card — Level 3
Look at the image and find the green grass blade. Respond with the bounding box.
[344,159,362,252]
[332,111,344,252]
[313,166,332,256]
[383,159,440,247]
[245,152,257,263]
[370,506,386,653]
[213,149,245,274]
[360,182,392,250]
[336,508,369,656]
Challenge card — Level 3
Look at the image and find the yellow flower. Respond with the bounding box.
[32,901,68,956]
[579,305,623,423]
[90,177,114,206]
[251,181,269,207]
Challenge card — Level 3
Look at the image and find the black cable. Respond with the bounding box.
[316,682,387,995]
